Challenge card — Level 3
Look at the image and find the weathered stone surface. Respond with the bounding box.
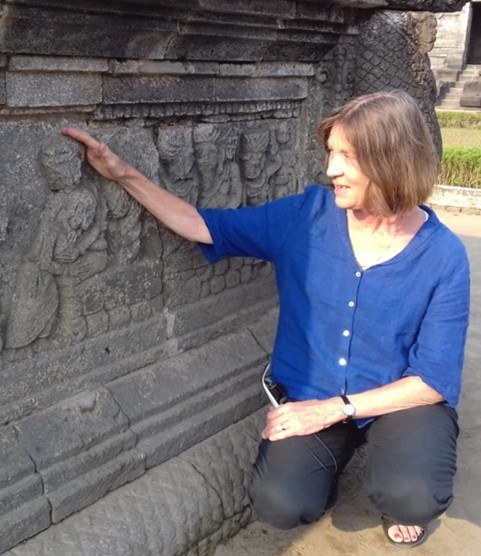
[170,276,277,338]
[4,410,265,556]
[333,0,467,9]
[6,72,102,107]
[0,498,51,554]
[12,389,147,522]
[353,10,442,156]
[460,79,481,108]
[0,427,36,492]
[0,55,5,105]
[9,55,108,73]
[17,389,129,469]
[0,428,50,553]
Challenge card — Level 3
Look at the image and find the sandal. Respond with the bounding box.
[382,516,427,548]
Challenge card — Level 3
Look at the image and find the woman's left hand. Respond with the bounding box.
[261,398,344,441]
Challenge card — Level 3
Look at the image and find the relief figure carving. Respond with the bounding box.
[269,122,298,200]
[99,131,151,265]
[4,136,107,349]
[194,124,244,209]
[239,128,282,206]
[158,124,198,205]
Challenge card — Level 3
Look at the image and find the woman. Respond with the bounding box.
[63,90,470,548]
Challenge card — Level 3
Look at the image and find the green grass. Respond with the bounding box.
[439,123,481,188]
[441,127,481,148]
[439,147,481,188]
[437,110,481,129]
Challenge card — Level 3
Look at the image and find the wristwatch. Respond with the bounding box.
[340,394,356,421]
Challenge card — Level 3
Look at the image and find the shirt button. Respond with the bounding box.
[355,271,362,278]
[342,329,350,337]
[348,301,355,308]
[339,357,348,366]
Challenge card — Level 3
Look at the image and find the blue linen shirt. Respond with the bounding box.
[198,185,470,423]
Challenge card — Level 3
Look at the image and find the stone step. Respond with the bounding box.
[440,101,462,108]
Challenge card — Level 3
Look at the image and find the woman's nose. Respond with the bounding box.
[326,153,343,178]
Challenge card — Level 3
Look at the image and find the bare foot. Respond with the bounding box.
[387,524,425,544]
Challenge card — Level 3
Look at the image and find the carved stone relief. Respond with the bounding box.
[4,137,107,350]
[157,124,198,205]
[2,130,163,357]
[158,118,299,309]
[194,123,244,209]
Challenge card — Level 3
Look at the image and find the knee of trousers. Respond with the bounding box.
[366,477,454,525]
[248,473,328,530]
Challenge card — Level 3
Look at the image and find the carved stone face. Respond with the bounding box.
[194,141,218,179]
[163,151,195,182]
[41,137,83,190]
[239,150,266,180]
[158,128,195,183]
[240,129,269,180]
[276,122,290,144]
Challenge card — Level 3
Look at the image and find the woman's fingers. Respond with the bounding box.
[61,127,128,181]
[61,127,101,150]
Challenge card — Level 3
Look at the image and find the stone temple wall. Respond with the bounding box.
[0,0,466,552]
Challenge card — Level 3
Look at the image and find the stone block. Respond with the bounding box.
[14,388,147,522]
[460,80,481,108]
[0,71,5,105]
[108,60,220,76]
[9,55,108,73]
[16,389,129,469]
[137,364,266,468]
[0,426,36,491]
[6,72,102,107]
[246,307,279,354]
[0,429,48,550]
[49,449,145,523]
[108,329,267,426]
[1,6,177,59]
[171,275,276,338]
[103,75,214,104]
[2,412,264,556]
[212,77,308,102]
[198,0,295,17]
[0,498,51,554]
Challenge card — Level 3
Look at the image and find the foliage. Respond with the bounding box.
[439,147,481,188]
[437,110,481,129]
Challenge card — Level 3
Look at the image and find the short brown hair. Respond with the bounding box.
[317,90,439,216]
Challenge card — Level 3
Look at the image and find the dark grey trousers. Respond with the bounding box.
[248,404,459,530]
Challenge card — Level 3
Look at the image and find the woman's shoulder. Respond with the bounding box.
[296,183,335,214]
[421,206,469,267]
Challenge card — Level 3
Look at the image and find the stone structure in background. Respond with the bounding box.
[429,0,481,106]
[0,0,468,553]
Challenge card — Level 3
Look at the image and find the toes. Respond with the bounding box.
[387,525,404,543]
[388,525,424,543]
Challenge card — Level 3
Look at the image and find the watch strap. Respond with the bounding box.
[340,394,355,421]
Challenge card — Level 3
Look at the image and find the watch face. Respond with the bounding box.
[343,404,355,417]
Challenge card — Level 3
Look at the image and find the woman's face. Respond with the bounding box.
[325,124,371,213]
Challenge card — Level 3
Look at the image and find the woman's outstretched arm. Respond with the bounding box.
[61,127,213,244]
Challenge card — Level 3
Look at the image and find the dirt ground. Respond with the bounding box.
[215,208,481,556]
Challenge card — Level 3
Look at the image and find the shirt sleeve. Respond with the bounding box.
[403,240,470,407]
[197,191,306,263]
